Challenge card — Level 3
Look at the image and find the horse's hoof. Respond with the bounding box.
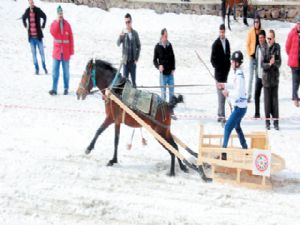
[107,160,117,167]
[167,172,175,177]
[142,138,147,146]
[181,166,189,173]
[85,147,92,155]
[203,177,213,183]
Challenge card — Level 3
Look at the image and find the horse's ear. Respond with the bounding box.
[87,59,93,70]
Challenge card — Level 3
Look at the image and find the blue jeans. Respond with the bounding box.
[123,62,136,88]
[247,57,256,100]
[223,106,248,149]
[29,38,46,72]
[51,57,70,92]
[292,68,300,100]
[160,73,174,102]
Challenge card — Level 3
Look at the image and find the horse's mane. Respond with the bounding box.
[93,59,117,75]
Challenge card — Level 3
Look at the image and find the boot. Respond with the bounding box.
[49,90,57,96]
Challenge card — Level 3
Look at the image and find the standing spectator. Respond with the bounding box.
[285,15,300,107]
[117,13,141,88]
[211,24,231,125]
[254,30,267,118]
[217,51,248,156]
[49,6,74,96]
[262,30,281,130]
[22,0,47,75]
[153,28,176,102]
[246,15,262,102]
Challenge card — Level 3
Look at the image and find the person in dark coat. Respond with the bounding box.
[211,24,231,124]
[254,30,267,119]
[262,30,281,130]
[117,13,141,88]
[153,28,176,102]
[22,0,47,74]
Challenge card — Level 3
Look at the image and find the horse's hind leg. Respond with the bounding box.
[86,117,112,154]
[107,123,120,166]
[243,2,249,26]
[169,137,188,173]
[160,136,188,176]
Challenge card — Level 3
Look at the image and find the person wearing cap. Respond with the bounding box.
[117,13,141,88]
[153,28,176,102]
[22,0,47,75]
[262,30,281,130]
[49,6,74,96]
[210,24,231,125]
[246,15,262,103]
[253,29,267,119]
[285,15,300,107]
[217,51,248,154]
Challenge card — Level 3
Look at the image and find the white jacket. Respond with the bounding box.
[224,68,247,108]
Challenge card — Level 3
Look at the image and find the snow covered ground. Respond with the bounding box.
[1,0,300,224]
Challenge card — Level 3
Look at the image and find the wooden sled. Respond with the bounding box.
[197,125,285,189]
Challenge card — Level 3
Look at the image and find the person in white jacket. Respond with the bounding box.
[218,51,248,156]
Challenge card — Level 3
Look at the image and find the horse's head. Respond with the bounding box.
[76,59,94,100]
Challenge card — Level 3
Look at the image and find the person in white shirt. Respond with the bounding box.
[218,51,248,156]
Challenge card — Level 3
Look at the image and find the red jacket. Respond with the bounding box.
[50,19,74,61]
[285,27,299,68]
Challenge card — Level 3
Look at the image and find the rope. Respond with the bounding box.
[195,50,233,112]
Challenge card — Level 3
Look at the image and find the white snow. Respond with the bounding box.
[0,0,300,224]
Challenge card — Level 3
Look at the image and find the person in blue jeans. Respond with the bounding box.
[22,0,48,75]
[218,51,248,159]
[48,6,74,96]
[153,28,176,102]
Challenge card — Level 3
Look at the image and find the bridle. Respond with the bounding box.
[78,59,96,93]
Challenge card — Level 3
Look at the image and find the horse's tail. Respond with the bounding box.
[168,94,184,110]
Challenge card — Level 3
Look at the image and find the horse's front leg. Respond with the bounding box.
[86,117,112,154]
[107,123,121,166]
[227,7,232,30]
[221,0,226,24]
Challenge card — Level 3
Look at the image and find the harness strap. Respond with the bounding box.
[122,110,126,124]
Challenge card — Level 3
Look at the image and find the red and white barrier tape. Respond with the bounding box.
[0,103,299,121]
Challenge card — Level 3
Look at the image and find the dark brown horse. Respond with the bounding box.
[222,0,249,30]
[76,59,210,180]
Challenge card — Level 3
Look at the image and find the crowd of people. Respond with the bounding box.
[22,0,300,142]
[22,0,74,96]
[211,14,300,134]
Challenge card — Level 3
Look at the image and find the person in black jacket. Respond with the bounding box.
[262,30,281,130]
[22,0,47,75]
[211,24,231,124]
[153,28,176,102]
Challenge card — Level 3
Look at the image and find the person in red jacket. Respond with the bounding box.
[49,6,74,96]
[286,15,300,107]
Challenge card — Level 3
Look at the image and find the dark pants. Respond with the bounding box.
[264,86,279,126]
[254,76,263,116]
[223,106,248,149]
[123,62,136,88]
[292,68,300,100]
